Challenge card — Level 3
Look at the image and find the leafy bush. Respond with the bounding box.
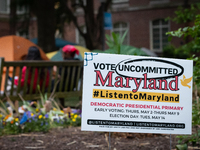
[167,9,200,149]
[93,30,148,56]
[162,44,192,59]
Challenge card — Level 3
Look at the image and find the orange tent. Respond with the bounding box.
[0,35,49,92]
[0,35,49,61]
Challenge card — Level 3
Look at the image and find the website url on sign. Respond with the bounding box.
[87,119,185,128]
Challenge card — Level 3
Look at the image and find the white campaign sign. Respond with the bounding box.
[81,53,193,134]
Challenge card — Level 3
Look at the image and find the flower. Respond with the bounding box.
[0,114,2,118]
[60,110,64,113]
[38,115,43,119]
[10,120,14,124]
[15,118,19,122]
[44,114,49,118]
[72,118,76,122]
[74,114,78,119]
[68,112,71,118]
[32,116,36,121]
[31,113,34,117]
[26,111,32,119]
[72,109,78,114]
[36,108,39,112]
[4,115,9,120]
[53,108,57,111]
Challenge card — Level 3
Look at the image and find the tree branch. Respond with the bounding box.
[61,0,86,38]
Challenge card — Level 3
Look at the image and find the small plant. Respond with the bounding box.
[21,112,51,133]
[2,117,20,135]
[94,30,148,56]
[176,98,200,147]
[69,113,81,127]
[0,83,82,136]
[106,30,128,54]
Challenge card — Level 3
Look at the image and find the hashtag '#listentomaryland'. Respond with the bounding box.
[93,90,99,97]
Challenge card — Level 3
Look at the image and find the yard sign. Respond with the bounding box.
[81,53,193,134]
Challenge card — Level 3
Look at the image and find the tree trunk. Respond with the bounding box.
[35,0,56,53]
[84,0,111,50]
[9,0,17,35]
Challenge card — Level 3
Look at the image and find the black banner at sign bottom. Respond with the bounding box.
[87,119,185,129]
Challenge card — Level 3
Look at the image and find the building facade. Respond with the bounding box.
[0,0,198,55]
[0,0,10,36]
[66,0,198,55]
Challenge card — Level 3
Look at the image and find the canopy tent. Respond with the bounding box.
[46,46,91,61]
[0,35,49,61]
[0,35,49,91]
[140,47,157,57]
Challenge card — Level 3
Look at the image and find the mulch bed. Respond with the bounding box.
[0,126,185,150]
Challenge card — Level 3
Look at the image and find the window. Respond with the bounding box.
[16,5,27,14]
[0,0,26,14]
[151,19,169,52]
[74,0,86,14]
[112,0,129,3]
[113,22,129,45]
[112,0,129,9]
[76,26,86,47]
[150,0,169,5]
[16,29,29,39]
[75,0,86,6]
[0,0,9,14]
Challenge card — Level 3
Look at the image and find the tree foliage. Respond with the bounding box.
[165,3,200,60]
[12,0,112,52]
[166,4,200,148]
[166,14,200,61]
[167,3,200,24]
[12,0,56,53]
[55,0,112,50]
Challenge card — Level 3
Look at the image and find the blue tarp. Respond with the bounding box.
[104,12,112,30]
[30,38,77,48]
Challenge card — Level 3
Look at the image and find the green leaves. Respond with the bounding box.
[168,5,200,149]
[168,4,200,24]
[121,30,128,44]
[103,30,147,56]
[105,34,115,49]
[105,30,128,54]
[176,143,188,150]
[166,28,183,38]
[166,14,200,59]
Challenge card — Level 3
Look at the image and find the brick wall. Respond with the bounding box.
[111,7,184,50]
[0,0,198,53]
[0,21,10,37]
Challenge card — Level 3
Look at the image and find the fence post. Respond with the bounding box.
[0,58,4,96]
